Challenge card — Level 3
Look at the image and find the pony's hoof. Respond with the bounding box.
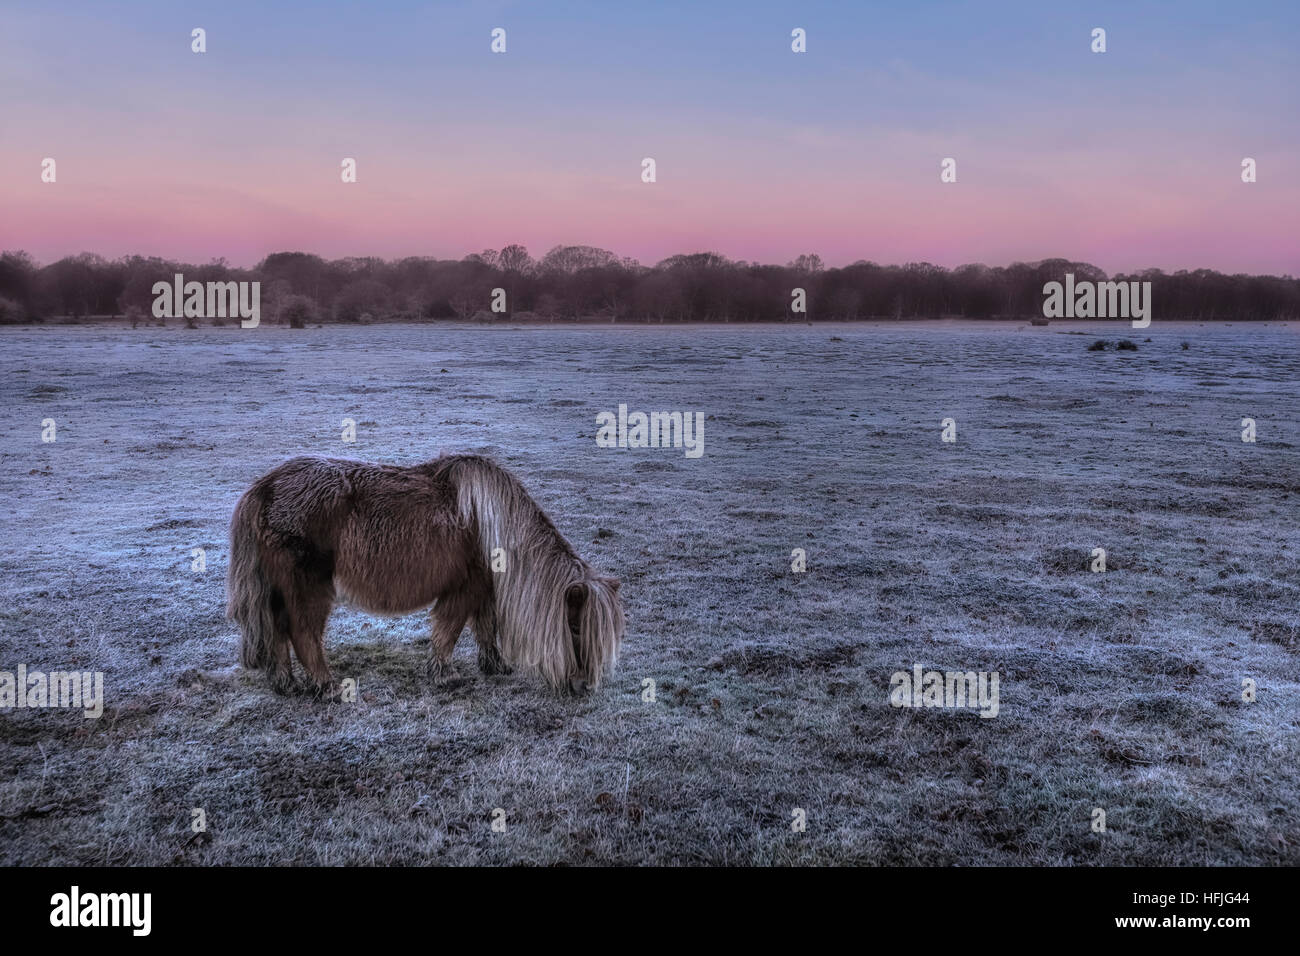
[427,662,470,691]
[426,658,454,684]
[302,679,333,700]
[477,649,512,676]
[269,673,298,696]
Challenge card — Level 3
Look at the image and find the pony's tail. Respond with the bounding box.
[226,486,276,671]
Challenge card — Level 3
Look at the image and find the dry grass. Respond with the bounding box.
[1,319,1297,865]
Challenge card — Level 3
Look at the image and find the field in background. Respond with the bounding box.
[1,320,1297,865]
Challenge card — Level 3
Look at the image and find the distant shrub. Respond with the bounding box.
[1117,339,1139,350]
[1087,339,1109,351]
[0,296,26,324]
[279,294,318,329]
[125,304,144,329]
[1030,318,1049,326]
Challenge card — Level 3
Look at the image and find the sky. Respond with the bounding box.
[1,0,1296,274]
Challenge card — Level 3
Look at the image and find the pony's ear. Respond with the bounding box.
[566,583,587,630]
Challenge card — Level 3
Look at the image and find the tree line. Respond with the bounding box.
[0,246,1296,324]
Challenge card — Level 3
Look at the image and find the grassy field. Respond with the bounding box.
[1,319,1297,865]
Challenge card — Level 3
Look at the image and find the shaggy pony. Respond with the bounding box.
[226,454,623,697]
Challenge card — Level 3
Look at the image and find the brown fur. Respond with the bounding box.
[226,454,624,697]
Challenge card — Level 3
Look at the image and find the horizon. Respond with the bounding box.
[4,246,1297,281]
[1,0,1297,274]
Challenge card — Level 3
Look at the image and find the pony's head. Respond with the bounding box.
[564,573,624,695]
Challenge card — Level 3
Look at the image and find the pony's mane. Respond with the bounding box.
[434,454,622,689]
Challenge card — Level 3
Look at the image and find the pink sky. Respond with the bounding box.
[2,1,1296,275]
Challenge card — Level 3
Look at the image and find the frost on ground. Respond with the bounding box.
[0,320,1297,865]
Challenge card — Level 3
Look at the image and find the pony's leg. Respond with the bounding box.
[286,587,334,698]
[266,584,297,695]
[426,593,474,685]
[268,628,296,695]
[472,607,510,675]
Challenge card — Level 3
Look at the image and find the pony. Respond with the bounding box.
[226,453,624,697]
